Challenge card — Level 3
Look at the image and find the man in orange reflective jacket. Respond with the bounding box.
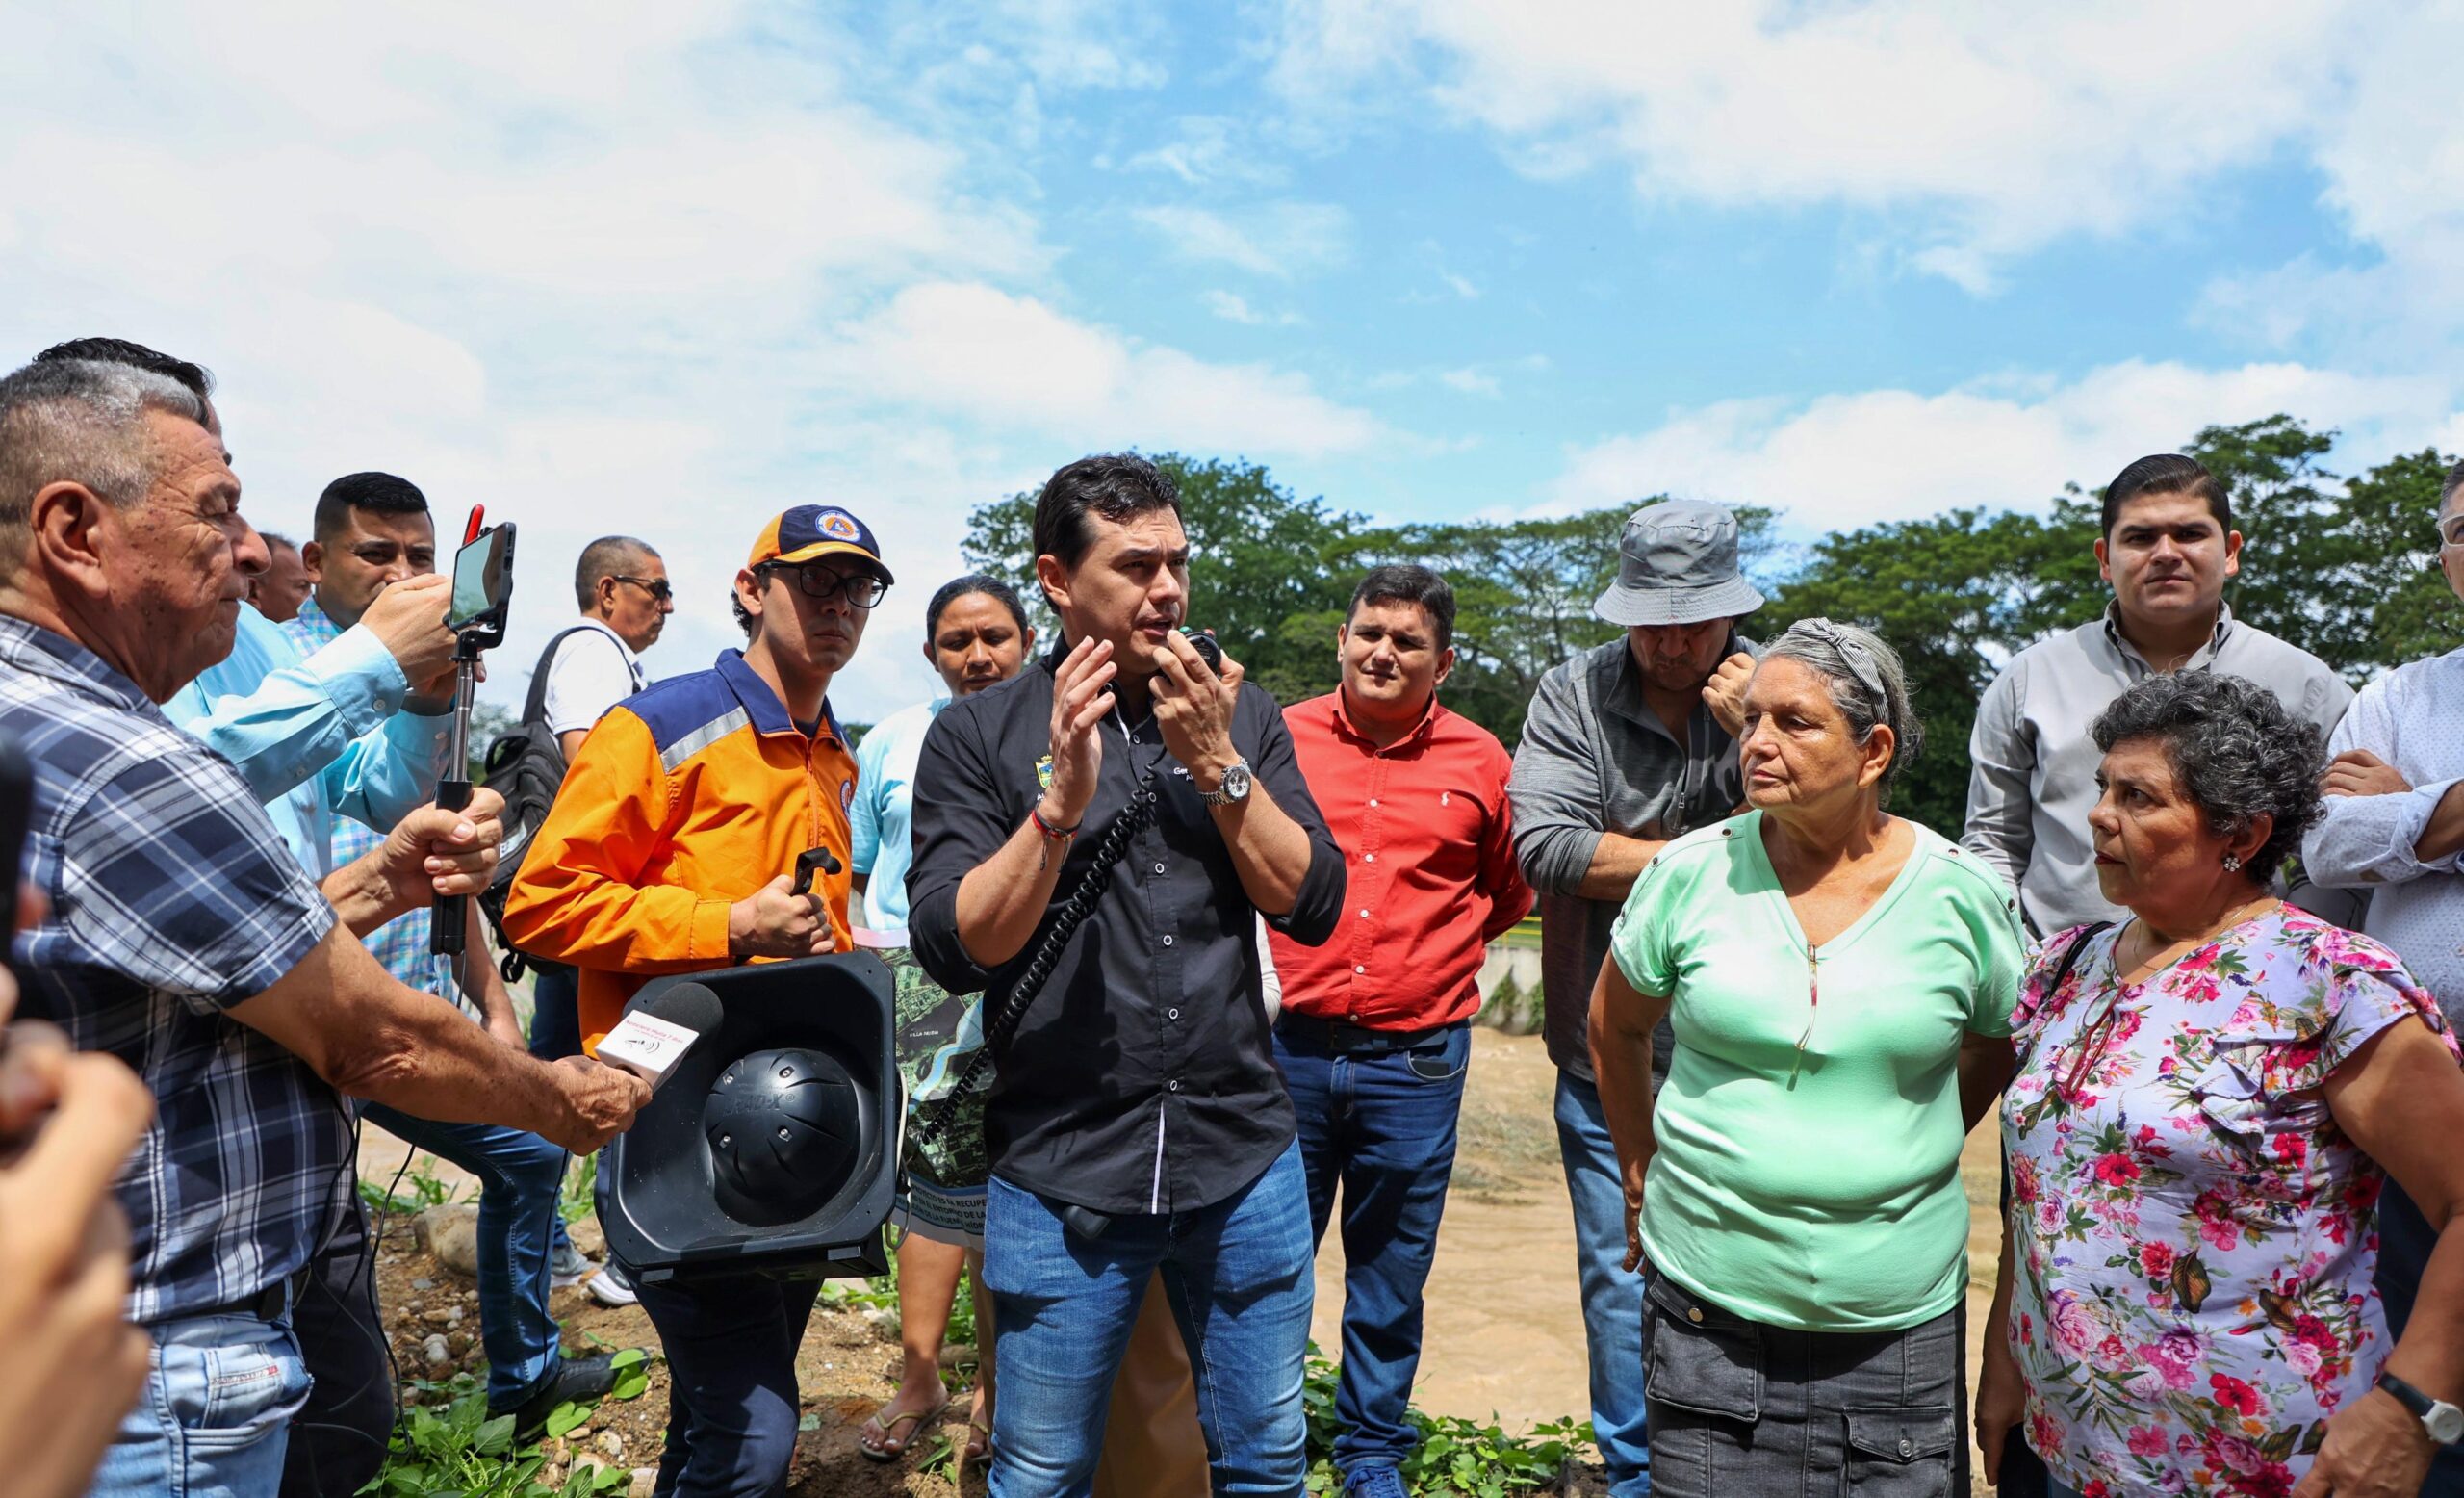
[503,503,888,1496]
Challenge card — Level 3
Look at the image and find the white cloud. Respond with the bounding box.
[1439,367,1502,398]
[1266,0,2372,288]
[1131,201,1352,278]
[0,2,1387,721]
[1203,290,1304,325]
[1550,360,2456,530]
[834,282,1379,457]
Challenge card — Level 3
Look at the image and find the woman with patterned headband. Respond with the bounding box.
[1589,617,2025,1496]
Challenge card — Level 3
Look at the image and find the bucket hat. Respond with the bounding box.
[1593,500,1764,626]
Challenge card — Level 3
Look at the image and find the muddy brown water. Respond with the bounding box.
[362,1027,2005,1491]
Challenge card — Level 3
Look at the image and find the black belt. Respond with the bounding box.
[193,1273,296,1326]
[1273,1013,1460,1054]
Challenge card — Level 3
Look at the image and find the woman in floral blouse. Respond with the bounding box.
[1978,672,2464,1498]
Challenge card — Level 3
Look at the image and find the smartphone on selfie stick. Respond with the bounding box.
[433,507,515,960]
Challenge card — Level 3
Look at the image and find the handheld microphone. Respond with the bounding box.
[599,981,723,1090]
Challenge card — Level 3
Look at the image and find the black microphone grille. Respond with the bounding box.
[633,981,723,1035]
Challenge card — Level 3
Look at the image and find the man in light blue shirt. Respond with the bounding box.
[169,581,456,872]
[2304,457,2464,1498]
[848,573,1034,1463]
[280,472,627,1440]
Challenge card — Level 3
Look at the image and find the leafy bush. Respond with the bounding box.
[364,1353,654,1498]
[1299,1344,1589,1495]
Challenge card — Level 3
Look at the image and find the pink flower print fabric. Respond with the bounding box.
[2002,906,2457,1496]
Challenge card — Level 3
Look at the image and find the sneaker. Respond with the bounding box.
[548,1238,594,1289]
[585,1263,637,1307]
[490,1351,626,1439]
[1344,1468,1408,1498]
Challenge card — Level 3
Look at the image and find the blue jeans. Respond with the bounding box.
[634,1273,821,1498]
[361,1104,566,1407]
[983,1140,1316,1497]
[88,1311,314,1498]
[1273,1020,1469,1477]
[1554,1071,1650,1496]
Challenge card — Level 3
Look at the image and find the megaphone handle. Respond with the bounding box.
[431,776,471,955]
[794,847,842,896]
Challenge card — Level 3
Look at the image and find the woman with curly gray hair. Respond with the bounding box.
[1590,619,2025,1497]
[1979,671,2464,1498]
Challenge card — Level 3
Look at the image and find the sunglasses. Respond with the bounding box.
[610,575,674,603]
[757,561,888,609]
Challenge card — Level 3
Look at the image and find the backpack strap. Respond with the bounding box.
[2048,920,2115,994]
[522,625,598,728]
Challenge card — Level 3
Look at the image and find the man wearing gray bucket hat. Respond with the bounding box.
[1507,499,1761,1498]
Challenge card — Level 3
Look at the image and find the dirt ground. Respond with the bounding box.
[362,1027,2005,1493]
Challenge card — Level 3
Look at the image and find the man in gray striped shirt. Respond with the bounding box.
[1963,453,2357,939]
[1507,500,1759,1498]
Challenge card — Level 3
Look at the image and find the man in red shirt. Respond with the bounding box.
[1268,563,1533,1498]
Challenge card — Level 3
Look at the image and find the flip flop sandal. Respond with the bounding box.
[858,1394,949,1462]
[964,1417,993,1467]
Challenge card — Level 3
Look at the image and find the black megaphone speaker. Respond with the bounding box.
[594,952,899,1284]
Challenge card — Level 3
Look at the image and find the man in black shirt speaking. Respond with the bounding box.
[910,453,1345,1494]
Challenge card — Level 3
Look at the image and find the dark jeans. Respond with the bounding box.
[635,1271,822,1498]
[2379,1175,2464,1495]
[525,965,586,1269]
[527,963,583,1063]
[280,1197,396,1498]
[1642,1273,1966,1498]
[1273,1019,1469,1477]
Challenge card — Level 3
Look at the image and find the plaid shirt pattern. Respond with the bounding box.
[0,618,344,1324]
[286,598,435,991]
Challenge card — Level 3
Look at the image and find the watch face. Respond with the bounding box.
[1223,763,1253,798]
[2432,1404,2464,1445]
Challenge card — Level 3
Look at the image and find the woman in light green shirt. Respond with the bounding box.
[1590,618,2023,1497]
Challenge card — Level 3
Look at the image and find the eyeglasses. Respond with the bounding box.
[610,575,674,603]
[2438,516,2464,550]
[757,561,888,609]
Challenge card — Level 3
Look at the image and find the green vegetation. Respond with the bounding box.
[365,1354,654,1497]
[360,1157,457,1219]
[1300,1344,1590,1495]
[966,426,2463,837]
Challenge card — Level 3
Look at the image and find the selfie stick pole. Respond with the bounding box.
[430,635,483,959]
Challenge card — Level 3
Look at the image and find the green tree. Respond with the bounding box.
[2339,450,2464,669]
[1758,509,2078,836]
[1352,504,1784,749]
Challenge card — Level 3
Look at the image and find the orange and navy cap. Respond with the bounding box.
[746,504,894,583]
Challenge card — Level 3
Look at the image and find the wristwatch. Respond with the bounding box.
[2379,1371,2464,1445]
[1197,758,1253,808]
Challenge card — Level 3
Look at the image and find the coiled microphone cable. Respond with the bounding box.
[908,760,1162,1155]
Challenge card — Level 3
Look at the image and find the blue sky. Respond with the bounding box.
[3,2,2458,719]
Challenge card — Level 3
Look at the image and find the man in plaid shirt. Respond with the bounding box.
[0,347,650,1498]
[285,472,623,1433]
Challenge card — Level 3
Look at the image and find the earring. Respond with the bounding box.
[2222,854,2244,872]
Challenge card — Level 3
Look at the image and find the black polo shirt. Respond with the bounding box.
[908,641,1346,1214]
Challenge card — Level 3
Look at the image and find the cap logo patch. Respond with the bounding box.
[818,509,860,542]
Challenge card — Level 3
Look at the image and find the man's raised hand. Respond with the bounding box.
[1042,636,1116,828]
[1149,630,1242,790]
[356,575,461,706]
